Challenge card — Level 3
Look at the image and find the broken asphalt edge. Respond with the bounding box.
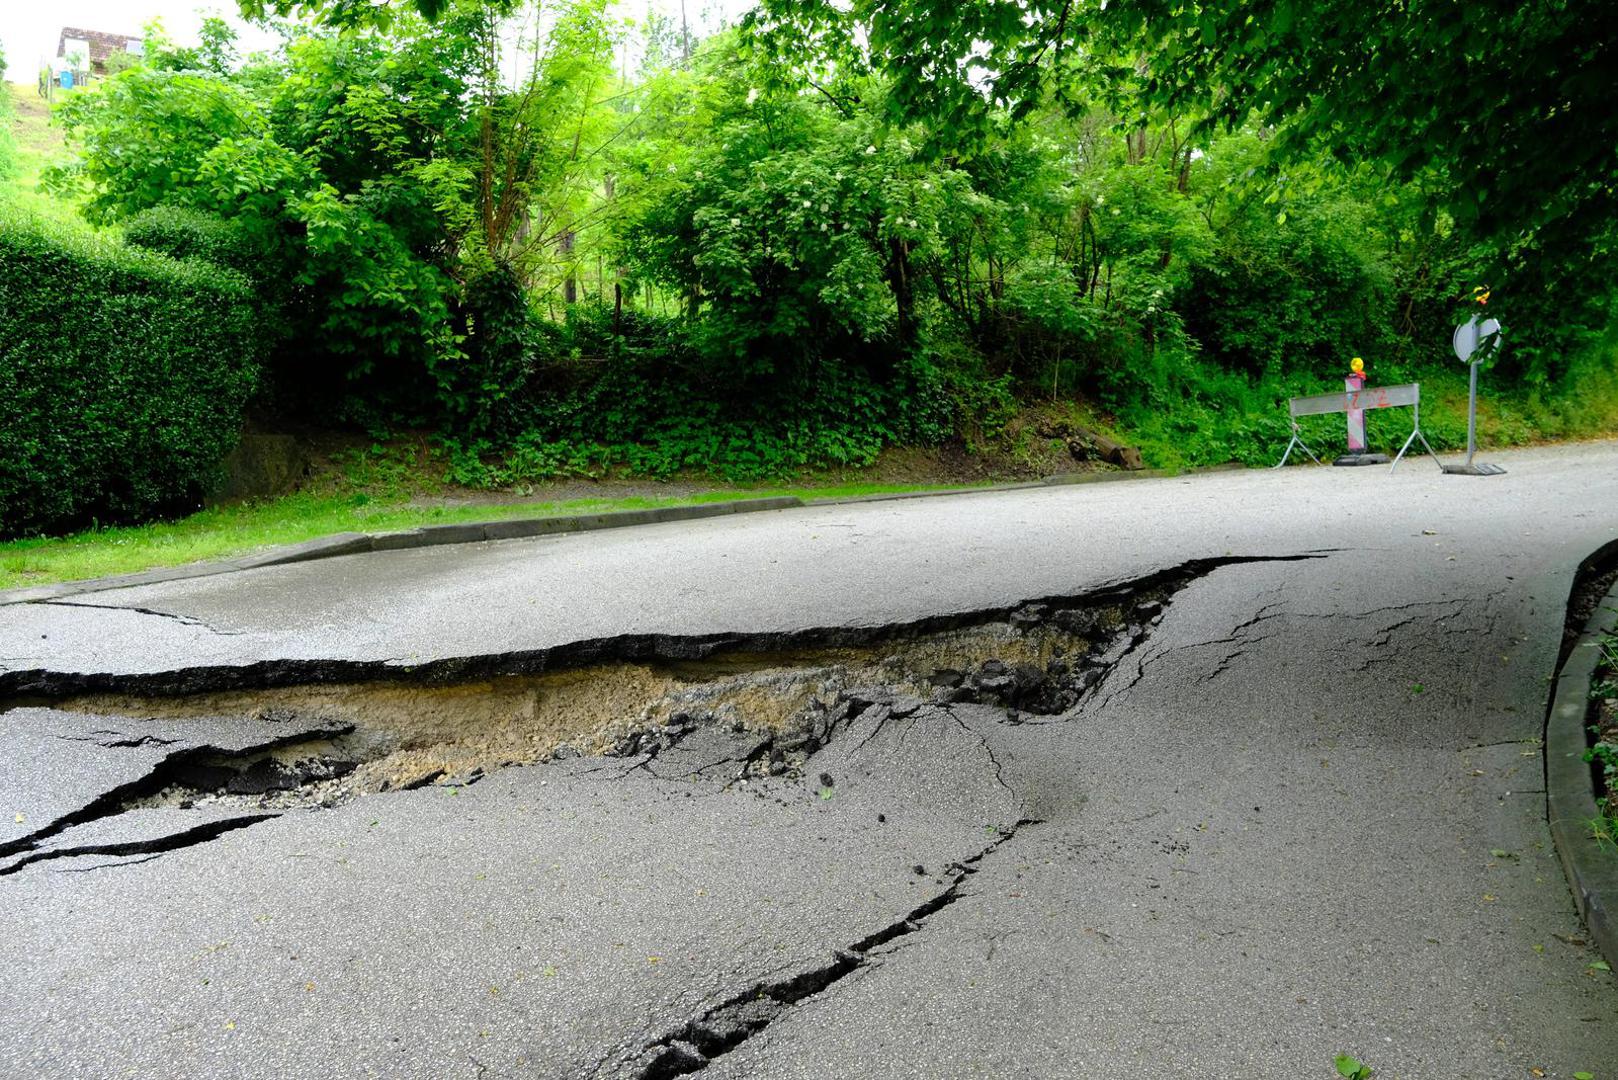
[1547,544,1618,970]
[0,554,1324,699]
[0,464,1249,607]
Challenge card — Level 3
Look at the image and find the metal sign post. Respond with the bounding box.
[1444,314,1506,476]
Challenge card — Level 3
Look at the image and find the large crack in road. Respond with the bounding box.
[619,818,1041,1079]
[0,556,1325,701]
[9,540,1618,1078]
[2,555,1325,885]
[0,813,278,877]
[0,717,350,870]
[4,556,1321,848]
[0,554,1323,1076]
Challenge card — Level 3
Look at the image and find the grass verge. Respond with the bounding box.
[0,480,992,591]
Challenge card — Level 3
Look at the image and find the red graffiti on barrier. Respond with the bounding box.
[1347,389,1393,410]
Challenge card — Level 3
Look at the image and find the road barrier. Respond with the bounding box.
[1274,383,1439,473]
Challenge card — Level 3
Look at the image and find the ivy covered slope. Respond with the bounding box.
[0,210,264,537]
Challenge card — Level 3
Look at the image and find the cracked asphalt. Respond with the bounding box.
[4,440,1618,1078]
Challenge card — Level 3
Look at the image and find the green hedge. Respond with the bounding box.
[122,205,260,275]
[0,209,264,537]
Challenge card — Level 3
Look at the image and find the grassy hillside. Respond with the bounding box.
[2,82,79,220]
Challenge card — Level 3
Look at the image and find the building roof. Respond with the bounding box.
[56,27,142,70]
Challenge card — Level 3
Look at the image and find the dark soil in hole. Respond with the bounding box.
[1564,538,1618,831]
[1562,541,1618,665]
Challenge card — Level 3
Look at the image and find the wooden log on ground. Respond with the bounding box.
[1067,426,1145,470]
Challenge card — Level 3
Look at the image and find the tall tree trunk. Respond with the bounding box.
[1126,127,1148,165]
[604,172,626,330]
[561,230,577,304]
[889,237,916,346]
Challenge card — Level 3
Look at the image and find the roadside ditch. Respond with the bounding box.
[1561,539,1618,840]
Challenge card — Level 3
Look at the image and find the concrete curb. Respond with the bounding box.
[0,462,1253,607]
[800,463,1250,508]
[1546,573,1618,968]
[0,497,805,606]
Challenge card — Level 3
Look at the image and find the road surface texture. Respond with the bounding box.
[4,441,1618,1079]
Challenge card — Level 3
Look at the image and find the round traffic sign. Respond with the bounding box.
[1453,316,1502,363]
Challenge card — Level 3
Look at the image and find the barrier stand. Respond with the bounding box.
[1274,383,1440,473]
[1274,418,1322,469]
[1389,389,1441,473]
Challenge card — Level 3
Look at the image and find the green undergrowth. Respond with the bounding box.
[424,349,1618,487]
[1111,343,1618,471]
[8,353,1618,588]
[0,479,985,590]
[1587,631,1618,848]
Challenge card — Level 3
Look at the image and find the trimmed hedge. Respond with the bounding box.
[122,205,260,275]
[0,209,264,537]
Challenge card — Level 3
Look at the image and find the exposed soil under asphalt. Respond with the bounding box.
[7,555,1339,908]
[64,594,1158,815]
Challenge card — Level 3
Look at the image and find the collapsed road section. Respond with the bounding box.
[1,556,1318,880]
[12,540,1614,1080]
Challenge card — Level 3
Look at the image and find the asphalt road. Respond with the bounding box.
[4,441,1618,1079]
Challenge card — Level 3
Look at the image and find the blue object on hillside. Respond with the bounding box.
[59,70,74,89]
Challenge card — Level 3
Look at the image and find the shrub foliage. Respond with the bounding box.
[0,211,264,536]
[3,2,1614,536]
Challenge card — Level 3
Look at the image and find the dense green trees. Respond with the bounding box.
[43,6,1611,442]
[2,0,1614,535]
[752,1,1616,257]
[750,1,1618,375]
[46,1,619,419]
